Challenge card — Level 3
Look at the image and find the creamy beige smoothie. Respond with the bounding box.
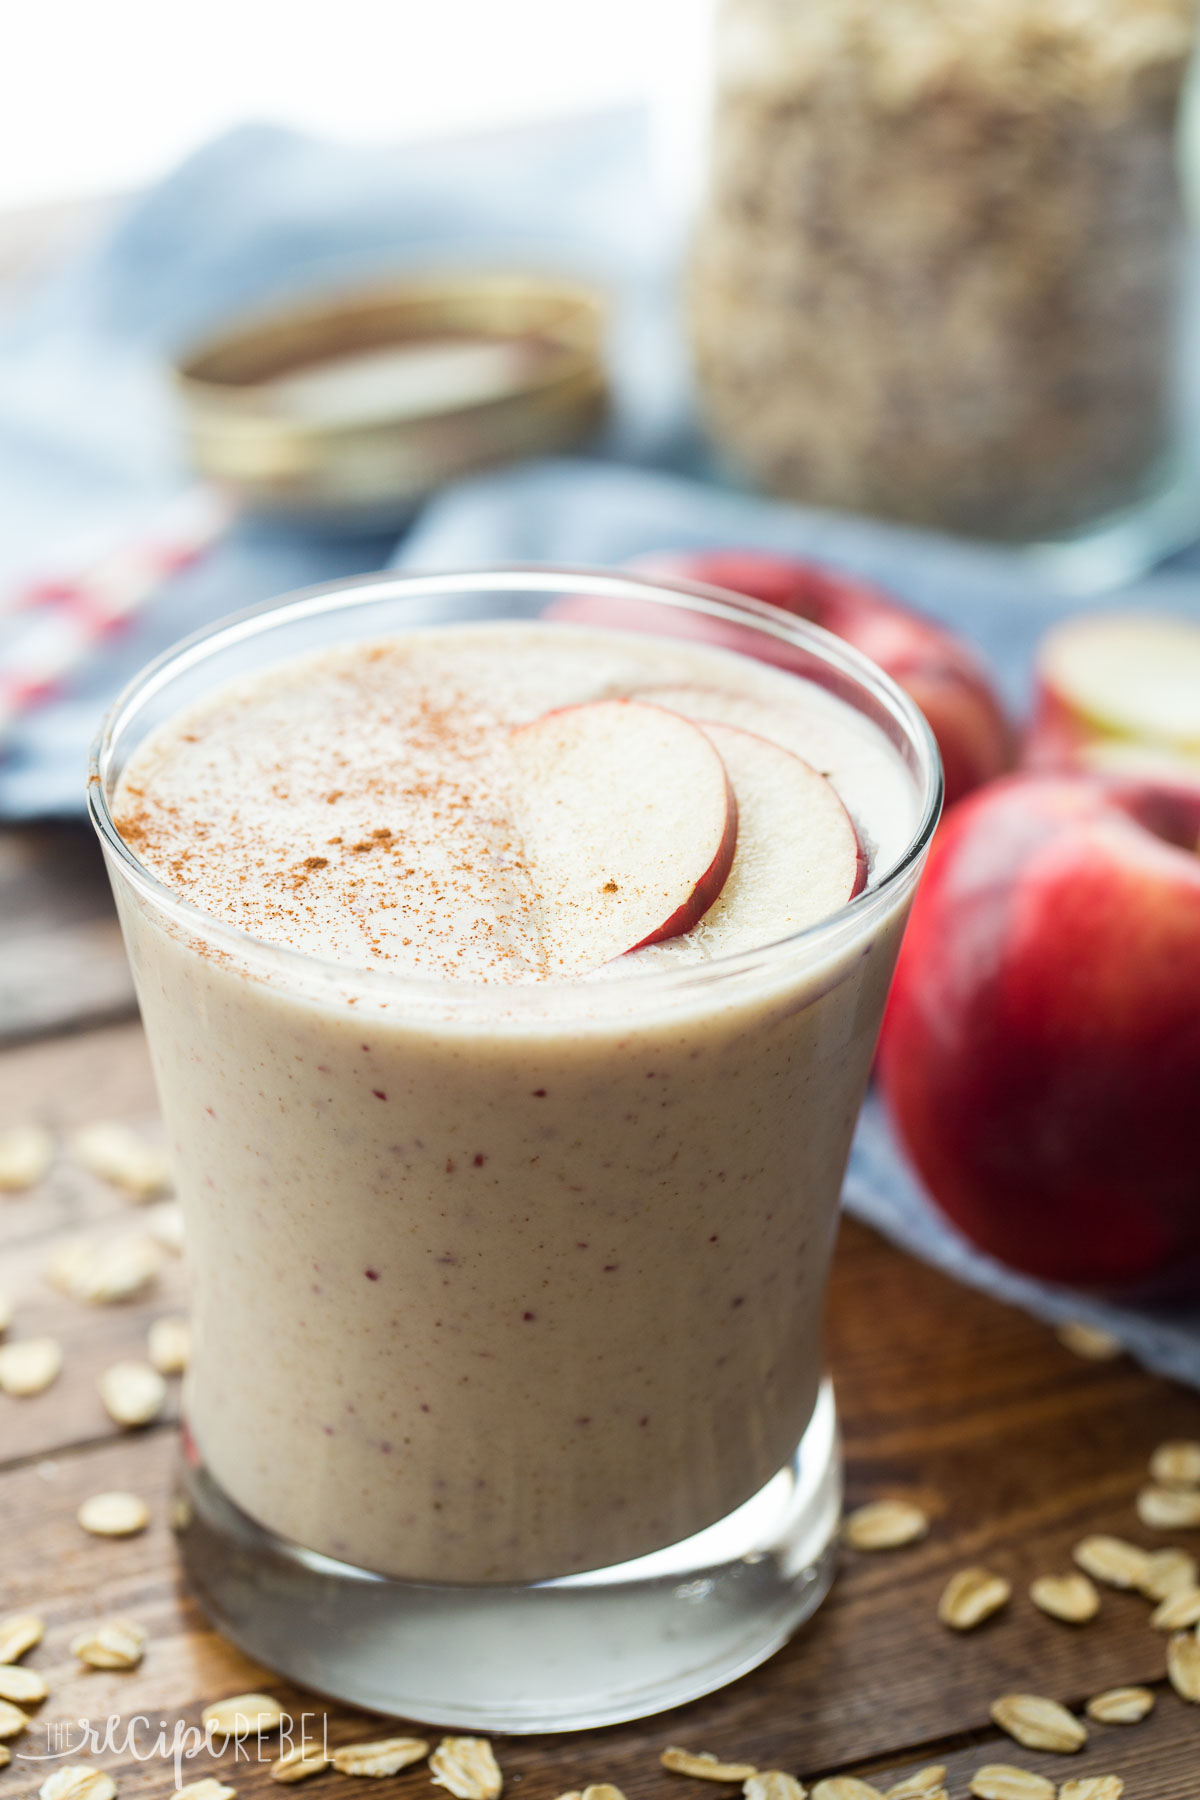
[110,620,920,1584]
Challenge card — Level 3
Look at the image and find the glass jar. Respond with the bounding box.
[690,0,1198,551]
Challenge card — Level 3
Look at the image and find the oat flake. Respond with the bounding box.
[77,1491,150,1537]
[1072,1535,1151,1590]
[967,1771,1055,1800]
[97,1360,166,1428]
[810,1781,884,1800]
[885,1769,946,1799]
[938,1568,1010,1630]
[0,1612,43,1663]
[843,1499,928,1551]
[990,1695,1085,1754]
[1028,1572,1099,1624]
[1137,1483,1200,1529]
[0,1336,61,1397]
[429,1737,503,1800]
[745,1776,807,1800]
[39,1768,117,1800]
[331,1738,428,1778]
[0,1663,47,1703]
[201,1694,285,1738]
[70,1618,146,1671]
[1085,1686,1155,1725]
[661,1750,759,1782]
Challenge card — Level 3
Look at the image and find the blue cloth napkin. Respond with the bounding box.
[0,109,691,818]
[393,456,1200,1390]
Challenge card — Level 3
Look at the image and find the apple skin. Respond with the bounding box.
[627,550,1014,808]
[877,772,1200,1296]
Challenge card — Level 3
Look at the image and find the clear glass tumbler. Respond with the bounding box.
[88,569,941,1730]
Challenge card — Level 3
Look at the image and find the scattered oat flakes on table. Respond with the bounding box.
[843,1499,928,1551]
[662,1750,759,1782]
[885,1769,945,1799]
[938,1567,1010,1630]
[1072,1535,1151,1590]
[1137,1546,1196,1599]
[77,1490,150,1537]
[0,1124,54,1192]
[990,1694,1086,1754]
[429,1737,503,1800]
[0,1612,43,1663]
[71,1122,170,1199]
[1167,1628,1200,1702]
[39,1768,117,1800]
[1029,1572,1099,1624]
[147,1198,186,1254]
[0,1336,62,1397]
[1058,1780,1123,1800]
[1149,1439,1200,1487]
[331,1738,428,1777]
[270,1746,332,1783]
[97,1360,166,1427]
[1150,1583,1200,1629]
[175,1781,236,1800]
[70,1617,146,1670]
[810,1781,884,1800]
[1137,1483,1200,1529]
[148,1314,190,1374]
[1085,1686,1155,1725]
[968,1770,1055,1800]
[46,1233,160,1305]
[745,1775,806,1800]
[0,1698,28,1738]
[0,1663,47,1703]
[201,1693,285,1739]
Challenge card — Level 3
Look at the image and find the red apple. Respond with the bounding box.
[877,772,1200,1295]
[509,699,737,973]
[628,550,1014,808]
[1025,610,1200,796]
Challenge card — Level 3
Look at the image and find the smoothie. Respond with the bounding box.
[109,620,921,1585]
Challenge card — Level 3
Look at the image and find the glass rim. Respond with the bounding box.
[87,564,944,1011]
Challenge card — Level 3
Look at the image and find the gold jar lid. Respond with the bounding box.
[174,272,608,527]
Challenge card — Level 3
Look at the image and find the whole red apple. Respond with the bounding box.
[628,550,1013,807]
[878,772,1200,1295]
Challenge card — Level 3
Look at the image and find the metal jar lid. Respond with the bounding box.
[174,272,609,528]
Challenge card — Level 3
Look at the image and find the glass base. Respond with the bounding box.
[173,1381,841,1732]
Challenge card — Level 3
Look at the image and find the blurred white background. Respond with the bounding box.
[0,0,716,210]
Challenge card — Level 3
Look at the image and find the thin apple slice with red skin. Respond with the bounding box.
[509,699,738,975]
[636,681,831,769]
[681,721,865,960]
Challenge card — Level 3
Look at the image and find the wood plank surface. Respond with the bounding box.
[3,1019,1200,1798]
[0,825,135,1046]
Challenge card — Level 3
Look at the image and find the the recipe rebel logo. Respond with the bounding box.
[19,1711,330,1786]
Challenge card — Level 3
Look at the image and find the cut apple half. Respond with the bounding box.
[509,699,737,975]
[682,722,866,959]
[1039,612,1200,753]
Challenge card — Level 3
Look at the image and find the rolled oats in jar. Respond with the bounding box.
[690,0,1197,541]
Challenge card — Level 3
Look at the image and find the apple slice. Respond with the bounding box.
[681,722,865,959]
[635,682,829,767]
[509,699,737,974]
[1038,612,1200,754]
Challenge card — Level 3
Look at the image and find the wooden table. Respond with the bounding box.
[1,194,1198,1800]
[2,824,1200,1800]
